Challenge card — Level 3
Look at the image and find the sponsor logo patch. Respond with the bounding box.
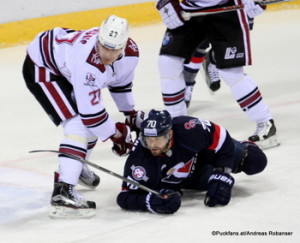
[224,47,244,59]
[162,32,172,47]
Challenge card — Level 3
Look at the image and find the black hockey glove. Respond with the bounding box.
[110,122,133,156]
[145,189,181,214]
[204,172,235,207]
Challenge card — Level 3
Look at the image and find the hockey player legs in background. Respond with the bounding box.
[184,41,221,107]
[22,15,143,218]
[156,0,279,149]
[184,2,263,107]
[117,109,267,214]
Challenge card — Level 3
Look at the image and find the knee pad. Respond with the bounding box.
[62,115,94,141]
[61,116,97,157]
[159,55,187,117]
[158,55,184,80]
[218,67,245,87]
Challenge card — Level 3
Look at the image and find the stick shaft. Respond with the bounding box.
[181,4,244,20]
[29,150,165,198]
[181,0,294,20]
[257,0,294,5]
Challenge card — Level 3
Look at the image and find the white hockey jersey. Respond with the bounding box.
[27,27,139,141]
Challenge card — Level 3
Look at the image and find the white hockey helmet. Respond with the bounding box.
[98,15,129,50]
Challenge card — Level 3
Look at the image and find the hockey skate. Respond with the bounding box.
[78,164,100,189]
[50,179,96,219]
[203,56,220,94]
[184,81,195,108]
[248,119,280,150]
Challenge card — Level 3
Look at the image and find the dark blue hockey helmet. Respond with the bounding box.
[234,141,267,175]
[243,141,267,175]
[141,109,173,137]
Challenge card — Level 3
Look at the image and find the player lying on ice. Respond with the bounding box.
[117,109,267,214]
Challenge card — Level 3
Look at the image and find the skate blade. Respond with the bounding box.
[256,135,280,150]
[49,205,96,219]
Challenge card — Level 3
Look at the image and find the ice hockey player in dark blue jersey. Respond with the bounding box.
[117,109,267,214]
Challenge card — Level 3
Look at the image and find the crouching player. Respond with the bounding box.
[117,109,267,214]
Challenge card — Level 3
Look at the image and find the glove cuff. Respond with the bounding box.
[208,172,234,187]
[145,192,157,214]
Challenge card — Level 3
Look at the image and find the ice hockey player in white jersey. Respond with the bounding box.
[155,0,279,149]
[22,15,143,218]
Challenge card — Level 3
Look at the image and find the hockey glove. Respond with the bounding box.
[124,110,145,134]
[204,172,235,207]
[110,122,133,156]
[244,0,265,19]
[156,0,184,29]
[145,189,181,214]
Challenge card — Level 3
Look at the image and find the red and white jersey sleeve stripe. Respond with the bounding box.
[208,123,227,152]
[80,109,116,141]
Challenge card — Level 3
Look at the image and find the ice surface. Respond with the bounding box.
[1,9,300,243]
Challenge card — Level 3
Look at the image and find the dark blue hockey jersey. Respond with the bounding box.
[117,116,235,211]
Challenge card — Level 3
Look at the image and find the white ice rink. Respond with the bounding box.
[1,9,300,243]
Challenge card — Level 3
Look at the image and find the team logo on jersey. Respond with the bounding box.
[162,32,172,47]
[84,72,98,88]
[162,158,196,184]
[131,165,149,182]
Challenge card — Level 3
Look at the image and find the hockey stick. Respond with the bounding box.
[29,150,169,199]
[181,0,294,20]
[181,4,244,20]
[257,0,295,5]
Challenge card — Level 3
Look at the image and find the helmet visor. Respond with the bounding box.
[140,133,171,153]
